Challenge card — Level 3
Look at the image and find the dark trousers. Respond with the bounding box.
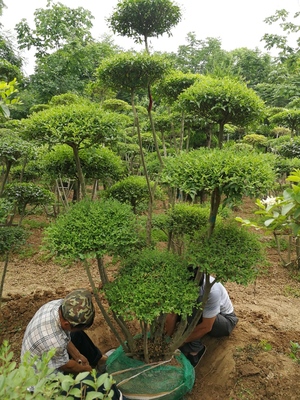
[180,312,238,354]
[70,331,102,367]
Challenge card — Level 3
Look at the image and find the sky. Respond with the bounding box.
[2,0,300,75]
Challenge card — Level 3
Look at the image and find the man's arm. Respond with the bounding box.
[58,341,92,374]
[184,316,216,343]
[165,313,178,336]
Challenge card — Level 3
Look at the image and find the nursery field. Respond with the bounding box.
[1,199,300,400]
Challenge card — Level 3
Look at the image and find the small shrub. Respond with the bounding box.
[0,340,116,399]
[188,221,266,284]
[104,175,164,214]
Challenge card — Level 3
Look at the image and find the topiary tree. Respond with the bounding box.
[2,182,54,225]
[0,130,32,195]
[44,198,140,352]
[154,70,201,152]
[23,102,130,199]
[152,203,210,254]
[104,175,164,214]
[242,133,268,150]
[270,109,300,137]
[96,52,170,243]
[179,76,266,148]
[161,147,276,238]
[107,0,182,53]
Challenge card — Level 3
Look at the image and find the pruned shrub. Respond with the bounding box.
[187,220,265,285]
[104,175,165,214]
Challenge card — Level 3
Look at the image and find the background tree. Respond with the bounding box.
[173,33,229,74]
[270,109,300,137]
[15,0,94,58]
[262,9,300,64]
[29,37,119,104]
[227,47,273,88]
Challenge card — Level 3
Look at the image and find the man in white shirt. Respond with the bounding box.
[166,274,238,367]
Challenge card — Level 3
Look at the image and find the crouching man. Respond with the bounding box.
[21,288,127,399]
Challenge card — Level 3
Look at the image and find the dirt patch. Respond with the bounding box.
[1,204,300,400]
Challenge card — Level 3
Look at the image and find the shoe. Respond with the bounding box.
[95,355,108,374]
[186,345,206,368]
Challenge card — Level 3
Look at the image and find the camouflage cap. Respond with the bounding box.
[61,289,95,326]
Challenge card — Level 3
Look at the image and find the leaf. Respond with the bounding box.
[264,218,275,227]
[281,202,294,216]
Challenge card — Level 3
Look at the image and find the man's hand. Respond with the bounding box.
[77,353,89,366]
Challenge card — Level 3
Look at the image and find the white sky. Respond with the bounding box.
[2,0,300,75]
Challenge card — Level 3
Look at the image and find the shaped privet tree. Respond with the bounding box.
[179,75,265,148]
[23,101,129,199]
[96,52,170,244]
[44,198,198,362]
[161,147,277,238]
[108,0,182,54]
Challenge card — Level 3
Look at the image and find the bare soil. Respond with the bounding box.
[1,200,300,400]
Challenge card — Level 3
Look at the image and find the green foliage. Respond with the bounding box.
[270,126,291,138]
[179,75,265,128]
[15,2,94,57]
[0,226,27,254]
[104,175,164,213]
[173,33,229,75]
[258,339,272,351]
[0,131,31,163]
[161,148,276,204]
[49,93,86,106]
[154,70,201,104]
[187,221,265,284]
[270,109,300,136]
[107,0,182,45]
[165,203,209,236]
[23,103,129,147]
[29,104,50,114]
[105,248,199,323]
[40,144,126,184]
[236,170,300,267]
[277,137,300,158]
[0,340,116,399]
[0,198,14,224]
[2,182,54,217]
[227,47,272,87]
[273,156,300,177]
[0,79,21,119]
[242,133,268,148]
[263,9,300,61]
[80,147,126,184]
[96,52,171,93]
[31,39,118,103]
[44,199,139,261]
[289,341,300,364]
[39,144,77,181]
[102,99,132,113]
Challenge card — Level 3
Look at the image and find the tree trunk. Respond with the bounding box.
[208,187,221,239]
[131,90,153,245]
[0,160,12,196]
[218,122,225,149]
[69,143,86,199]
